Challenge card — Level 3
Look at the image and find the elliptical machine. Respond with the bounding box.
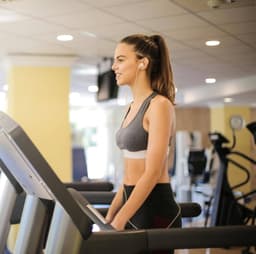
[208,117,256,254]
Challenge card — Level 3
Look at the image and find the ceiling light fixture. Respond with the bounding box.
[57,34,74,42]
[224,97,233,103]
[0,10,23,23]
[205,40,220,46]
[205,78,216,84]
[88,85,98,93]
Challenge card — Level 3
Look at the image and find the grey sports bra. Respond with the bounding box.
[116,92,157,155]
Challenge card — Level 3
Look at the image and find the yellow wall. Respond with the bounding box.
[210,106,225,133]
[249,108,256,190]
[7,66,71,181]
[210,106,251,194]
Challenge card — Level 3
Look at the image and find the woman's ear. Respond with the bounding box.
[138,63,144,70]
[139,57,149,70]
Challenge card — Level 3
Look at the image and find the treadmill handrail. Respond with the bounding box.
[83,225,256,253]
[146,225,256,250]
[68,188,114,231]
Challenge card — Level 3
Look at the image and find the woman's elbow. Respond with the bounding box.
[145,168,162,183]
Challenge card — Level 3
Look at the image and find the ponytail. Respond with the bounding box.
[150,35,175,104]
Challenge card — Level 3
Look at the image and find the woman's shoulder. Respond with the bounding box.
[151,93,174,112]
[145,94,174,123]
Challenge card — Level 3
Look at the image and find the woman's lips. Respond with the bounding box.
[115,73,121,80]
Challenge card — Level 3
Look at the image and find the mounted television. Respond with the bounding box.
[96,69,118,102]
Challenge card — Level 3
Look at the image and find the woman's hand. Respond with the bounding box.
[105,214,112,224]
[110,216,126,231]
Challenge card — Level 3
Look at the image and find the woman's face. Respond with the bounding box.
[112,43,139,86]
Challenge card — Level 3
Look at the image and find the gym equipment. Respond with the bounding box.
[208,122,256,254]
[0,111,255,253]
[0,111,201,253]
[0,111,112,253]
[246,121,256,144]
[188,149,207,184]
[2,168,114,253]
[64,181,113,191]
[0,157,23,253]
[208,124,256,227]
[10,180,114,225]
[10,190,201,225]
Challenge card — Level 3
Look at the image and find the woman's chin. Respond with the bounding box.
[116,78,129,86]
[116,80,124,86]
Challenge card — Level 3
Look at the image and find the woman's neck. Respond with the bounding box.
[130,76,153,104]
[131,87,153,104]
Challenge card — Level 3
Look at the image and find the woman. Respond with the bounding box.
[106,34,181,253]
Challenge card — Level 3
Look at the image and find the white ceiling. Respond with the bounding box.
[0,0,255,107]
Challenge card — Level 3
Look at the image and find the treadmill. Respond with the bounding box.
[0,111,255,254]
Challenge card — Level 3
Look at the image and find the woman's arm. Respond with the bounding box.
[111,97,175,230]
[105,184,124,223]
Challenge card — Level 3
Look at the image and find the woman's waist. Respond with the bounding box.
[123,173,170,186]
[123,158,144,183]
[123,161,169,185]
[123,182,174,203]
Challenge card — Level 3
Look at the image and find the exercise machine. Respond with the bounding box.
[0,111,255,253]
[208,121,256,227]
[207,119,256,254]
[0,111,200,253]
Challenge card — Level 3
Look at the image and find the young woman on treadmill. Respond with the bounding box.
[106,34,181,253]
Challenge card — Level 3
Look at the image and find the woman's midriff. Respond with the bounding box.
[123,158,170,185]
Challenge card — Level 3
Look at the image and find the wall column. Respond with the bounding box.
[6,55,75,182]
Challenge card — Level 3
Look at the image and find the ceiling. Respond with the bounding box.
[0,0,255,108]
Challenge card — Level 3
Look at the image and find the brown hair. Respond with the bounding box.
[120,34,175,104]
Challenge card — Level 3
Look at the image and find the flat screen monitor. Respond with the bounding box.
[97,70,118,101]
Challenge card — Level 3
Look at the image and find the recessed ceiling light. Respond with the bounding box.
[0,10,25,23]
[57,34,74,42]
[205,78,216,84]
[205,40,220,46]
[175,87,178,93]
[224,97,233,103]
[88,85,98,93]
